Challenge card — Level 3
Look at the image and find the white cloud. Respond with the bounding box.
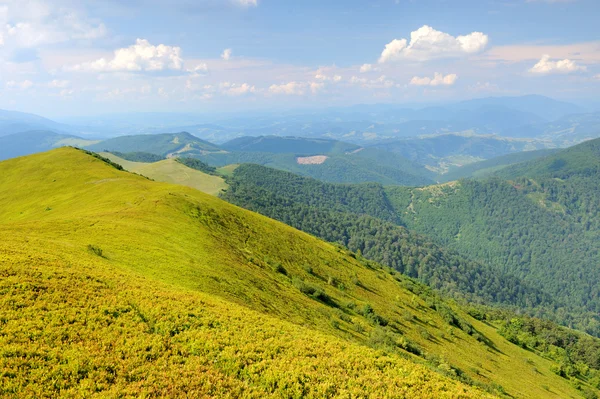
[379,25,488,63]
[220,82,255,96]
[269,81,306,95]
[221,48,232,61]
[410,72,458,86]
[0,0,106,48]
[6,79,33,89]
[68,39,184,72]
[187,63,208,77]
[359,63,376,73]
[48,79,69,88]
[594,74,600,81]
[529,54,587,74]
[314,68,342,82]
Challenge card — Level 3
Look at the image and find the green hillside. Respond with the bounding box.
[496,137,600,179]
[198,148,435,186]
[86,132,223,158]
[369,134,552,174]
[0,147,591,398]
[221,161,600,336]
[441,149,559,182]
[221,135,360,154]
[86,133,434,186]
[101,152,228,196]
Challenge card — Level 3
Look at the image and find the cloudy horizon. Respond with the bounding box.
[0,0,598,118]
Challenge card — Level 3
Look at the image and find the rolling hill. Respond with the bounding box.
[85,134,436,186]
[440,149,560,182]
[368,134,553,174]
[85,132,223,158]
[495,136,600,180]
[0,147,593,398]
[100,152,228,196]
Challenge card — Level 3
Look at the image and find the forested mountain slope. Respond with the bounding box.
[222,162,600,337]
[0,148,594,398]
[441,149,559,182]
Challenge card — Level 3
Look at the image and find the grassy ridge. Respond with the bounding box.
[0,148,589,398]
[101,152,228,196]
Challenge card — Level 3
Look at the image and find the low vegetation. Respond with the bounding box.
[0,148,593,397]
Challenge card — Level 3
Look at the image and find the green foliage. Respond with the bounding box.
[441,149,559,182]
[74,148,123,170]
[87,244,104,258]
[176,157,217,175]
[386,175,600,336]
[221,163,559,319]
[0,147,595,399]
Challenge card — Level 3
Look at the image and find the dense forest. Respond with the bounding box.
[222,162,600,336]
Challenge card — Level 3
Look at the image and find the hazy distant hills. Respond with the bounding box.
[85,132,222,157]
[0,130,98,160]
[1,95,599,182]
[0,109,74,136]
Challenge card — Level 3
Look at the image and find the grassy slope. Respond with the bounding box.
[101,152,228,196]
[0,148,586,398]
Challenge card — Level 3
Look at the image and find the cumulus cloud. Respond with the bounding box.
[379,25,488,63]
[221,48,232,61]
[314,68,342,82]
[359,64,376,73]
[187,63,208,77]
[220,82,255,96]
[68,39,184,72]
[594,74,600,81]
[410,72,458,86]
[0,0,106,48]
[269,81,307,95]
[529,54,586,74]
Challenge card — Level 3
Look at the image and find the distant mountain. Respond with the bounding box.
[85,132,222,157]
[0,109,74,136]
[368,134,553,174]
[221,136,359,154]
[200,136,435,186]
[496,135,600,180]
[454,95,582,122]
[440,149,560,182]
[0,130,98,161]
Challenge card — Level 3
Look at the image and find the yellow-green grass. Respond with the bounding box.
[100,151,228,196]
[0,148,589,398]
[217,163,240,177]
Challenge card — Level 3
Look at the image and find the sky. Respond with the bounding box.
[0,0,599,117]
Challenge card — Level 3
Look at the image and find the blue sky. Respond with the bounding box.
[0,0,598,117]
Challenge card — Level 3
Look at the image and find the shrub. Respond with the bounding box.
[87,244,104,258]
